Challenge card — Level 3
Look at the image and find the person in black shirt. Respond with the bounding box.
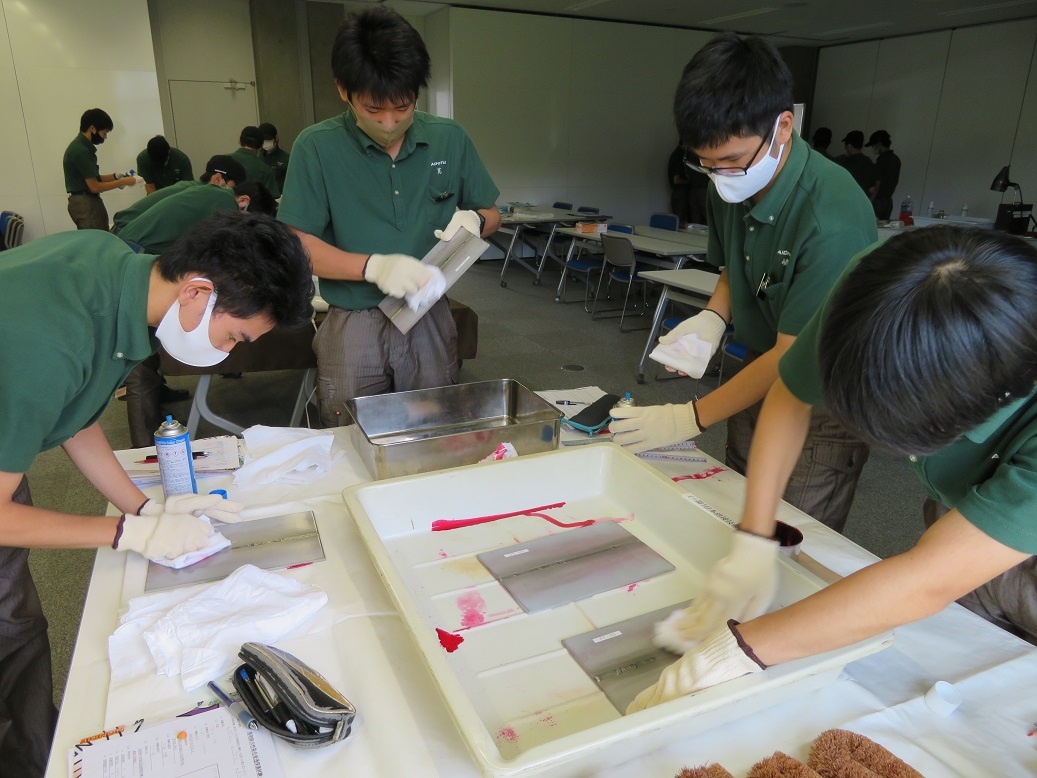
[865,130,901,220]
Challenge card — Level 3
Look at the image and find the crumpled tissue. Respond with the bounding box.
[649,333,714,379]
[108,563,328,691]
[405,265,447,312]
[234,425,343,487]
[480,442,517,462]
[150,516,231,569]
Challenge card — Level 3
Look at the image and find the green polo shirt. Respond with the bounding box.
[706,135,877,354]
[230,148,279,197]
[278,110,500,311]
[112,180,200,234]
[136,147,194,191]
[62,133,100,194]
[0,231,156,473]
[781,259,1037,554]
[262,147,290,192]
[119,184,238,253]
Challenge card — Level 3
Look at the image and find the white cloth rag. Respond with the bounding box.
[649,333,714,378]
[108,563,328,691]
[405,265,447,312]
[234,425,342,487]
[149,515,231,569]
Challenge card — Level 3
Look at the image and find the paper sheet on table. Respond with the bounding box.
[535,386,607,419]
[69,705,283,778]
[115,436,243,486]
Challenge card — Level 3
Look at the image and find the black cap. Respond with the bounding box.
[239,125,263,148]
[865,130,891,147]
[258,122,278,140]
[841,130,865,148]
[811,127,832,146]
[205,154,247,184]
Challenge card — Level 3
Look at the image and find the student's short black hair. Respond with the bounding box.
[240,126,263,149]
[811,127,832,148]
[673,34,793,151]
[331,7,430,105]
[233,181,277,216]
[80,108,113,133]
[818,226,1037,455]
[147,135,171,164]
[156,212,313,329]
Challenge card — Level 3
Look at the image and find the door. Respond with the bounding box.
[168,79,259,174]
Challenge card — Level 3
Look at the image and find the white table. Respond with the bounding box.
[632,225,710,252]
[635,268,721,383]
[495,207,609,288]
[45,427,1037,777]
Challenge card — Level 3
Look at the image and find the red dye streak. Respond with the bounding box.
[457,591,486,628]
[672,466,725,482]
[431,502,567,531]
[436,628,464,652]
[526,512,596,529]
[626,583,638,592]
[496,726,519,742]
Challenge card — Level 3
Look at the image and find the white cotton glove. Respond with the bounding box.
[405,265,448,312]
[658,309,728,348]
[132,174,147,188]
[654,530,779,655]
[656,309,728,377]
[114,170,134,181]
[116,512,213,560]
[140,493,246,524]
[609,402,702,454]
[364,253,435,298]
[626,623,764,713]
[433,210,481,242]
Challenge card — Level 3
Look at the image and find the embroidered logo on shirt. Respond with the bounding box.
[776,249,791,266]
[431,160,447,175]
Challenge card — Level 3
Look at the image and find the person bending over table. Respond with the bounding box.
[609,34,876,534]
[278,7,501,428]
[629,226,1037,711]
[0,212,313,775]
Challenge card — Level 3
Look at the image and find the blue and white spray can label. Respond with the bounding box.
[154,415,197,498]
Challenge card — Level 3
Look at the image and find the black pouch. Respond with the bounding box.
[563,393,620,435]
[232,642,356,749]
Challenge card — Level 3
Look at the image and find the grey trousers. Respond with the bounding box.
[0,478,57,777]
[312,298,459,428]
[924,499,1037,644]
[726,395,870,533]
[67,194,108,231]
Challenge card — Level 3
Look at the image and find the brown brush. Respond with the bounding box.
[808,729,924,777]
[747,751,823,777]
[675,765,736,778]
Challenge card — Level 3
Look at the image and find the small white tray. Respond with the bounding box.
[342,446,892,777]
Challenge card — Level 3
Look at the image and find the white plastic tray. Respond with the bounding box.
[342,445,892,777]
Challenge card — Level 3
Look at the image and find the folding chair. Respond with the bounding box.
[592,232,651,331]
[0,211,25,251]
[649,213,679,231]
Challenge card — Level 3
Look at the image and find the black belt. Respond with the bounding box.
[68,191,97,197]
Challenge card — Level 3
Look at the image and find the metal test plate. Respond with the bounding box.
[563,601,691,714]
[144,511,325,592]
[476,521,675,614]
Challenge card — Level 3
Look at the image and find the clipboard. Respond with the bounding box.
[378,228,490,334]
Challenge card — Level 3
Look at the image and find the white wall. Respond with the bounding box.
[1,0,163,238]
[813,20,1037,221]
[435,8,712,226]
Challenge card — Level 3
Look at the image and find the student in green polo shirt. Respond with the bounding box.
[112,178,198,235]
[0,212,313,775]
[627,227,1037,712]
[62,108,143,230]
[231,126,280,197]
[136,135,194,194]
[278,7,500,428]
[258,122,291,192]
[611,34,876,534]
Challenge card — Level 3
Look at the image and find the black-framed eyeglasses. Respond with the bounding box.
[683,126,775,177]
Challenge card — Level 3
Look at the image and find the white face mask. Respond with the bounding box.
[710,116,785,204]
[262,140,275,152]
[155,280,230,367]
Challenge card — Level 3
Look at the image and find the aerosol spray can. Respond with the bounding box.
[154,415,197,498]
[612,392,636,415]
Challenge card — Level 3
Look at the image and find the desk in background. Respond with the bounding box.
[495,207,609,288]
[45,427,1037,777]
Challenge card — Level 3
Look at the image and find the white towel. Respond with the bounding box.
[149,516,231,569]
[404,265,447,312]
[234,425,342,487]
[649,333,714,379]
[108,564,328,691]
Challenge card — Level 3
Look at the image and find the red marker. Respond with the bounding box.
[286,562,313,570]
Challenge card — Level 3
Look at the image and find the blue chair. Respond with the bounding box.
[0,211,25,251]
[607,224,634,234]
[649,213,679,230]
[717,324,748,385]
[592,233,651,330]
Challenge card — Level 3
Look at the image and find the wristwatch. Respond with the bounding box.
[477,211,486,235]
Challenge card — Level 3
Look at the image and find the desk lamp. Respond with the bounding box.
[990,165,1023,203]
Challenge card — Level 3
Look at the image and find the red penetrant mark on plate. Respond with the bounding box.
[626,582,638,592]
[457,591,487,628]
[436,628,464,653]
[537,712,556,727]
[431,502,597,532]
[672,466,726,483]
[437,549,449,558]
[496,726,519,742]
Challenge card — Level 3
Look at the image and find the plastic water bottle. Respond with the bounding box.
[927,201,934,217]
[898,195,914,226]
[961,204,969,217]
[154,415,197,498]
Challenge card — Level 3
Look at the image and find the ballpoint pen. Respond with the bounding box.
[556,400,585,405]
[208,680,259,730]
[136,451,209,464]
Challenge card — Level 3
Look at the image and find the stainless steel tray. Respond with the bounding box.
[345,379,563,479]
